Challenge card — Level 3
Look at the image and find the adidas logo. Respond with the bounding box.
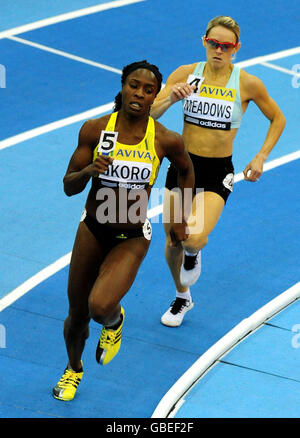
[116,233,127,239]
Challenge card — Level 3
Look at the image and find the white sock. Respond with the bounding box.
[176,289,191,302]
[185,250,199,256]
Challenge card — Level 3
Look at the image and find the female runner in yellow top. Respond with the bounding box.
[53,60,194,401]
[150,16,286,328]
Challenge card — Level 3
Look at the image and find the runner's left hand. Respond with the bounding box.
[169,222,189,247]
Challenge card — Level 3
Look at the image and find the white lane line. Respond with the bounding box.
[8,36,122,75]
[0,46,299,153]
[236,46,300,68]
[0,102,114,151]
[234,150,300,183]
[262,61,300,76]
[260,61,300,77]
[9,36,300,80]
[152,281,300,418]
[0,0,145,40]
[0,201,163,312]
[262,150,300,172]
[0,150,299,313]
[0,254,71,312]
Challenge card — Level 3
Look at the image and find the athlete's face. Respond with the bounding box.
[122,69,158,115]
[203,25,241,68]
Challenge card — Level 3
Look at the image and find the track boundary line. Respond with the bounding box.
[0,0,145,40]
[8,36,122,75]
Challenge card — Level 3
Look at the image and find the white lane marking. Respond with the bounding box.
[0,102,114,151]
[0,46,299,152]
[0,0,145,40]
[8,36,122,74]
[262,150,300,172]
[261,61,300,76]
[0,151,299,312]
[0,254,71,312]
[234,150,300,182]
[236,46,300,68]
[152,282,300,418]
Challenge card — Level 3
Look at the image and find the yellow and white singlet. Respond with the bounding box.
[93,112,161,190]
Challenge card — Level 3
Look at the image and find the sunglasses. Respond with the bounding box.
[204,37,238,52]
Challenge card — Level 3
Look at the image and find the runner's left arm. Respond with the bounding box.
[162,130,195,245]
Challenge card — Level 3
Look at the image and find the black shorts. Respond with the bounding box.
[82,211,152,247]
[165,153,234,203]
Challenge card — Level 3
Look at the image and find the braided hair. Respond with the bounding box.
[113,60,163,111]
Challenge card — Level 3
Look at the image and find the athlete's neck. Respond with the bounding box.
[116,110,149,139]
[117,109,149,128]
[204,62,233,81]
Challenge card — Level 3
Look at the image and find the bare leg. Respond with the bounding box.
[163,189,225,292]
[63,215,150,371]
[63,221,107,370]
[88,236,150,326]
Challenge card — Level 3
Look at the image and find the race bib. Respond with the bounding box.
[143,218,152,240]
[183,74,236,130]
[223,173,234,192]
[97,131,118,156]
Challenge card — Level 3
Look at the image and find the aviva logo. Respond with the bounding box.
[199,85,236,102]
[115,149,153,161]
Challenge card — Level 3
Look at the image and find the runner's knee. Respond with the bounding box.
[184,233,208,252]
[88,295,117,324]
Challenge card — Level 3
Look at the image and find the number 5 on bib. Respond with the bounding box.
[97,131,118,156]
